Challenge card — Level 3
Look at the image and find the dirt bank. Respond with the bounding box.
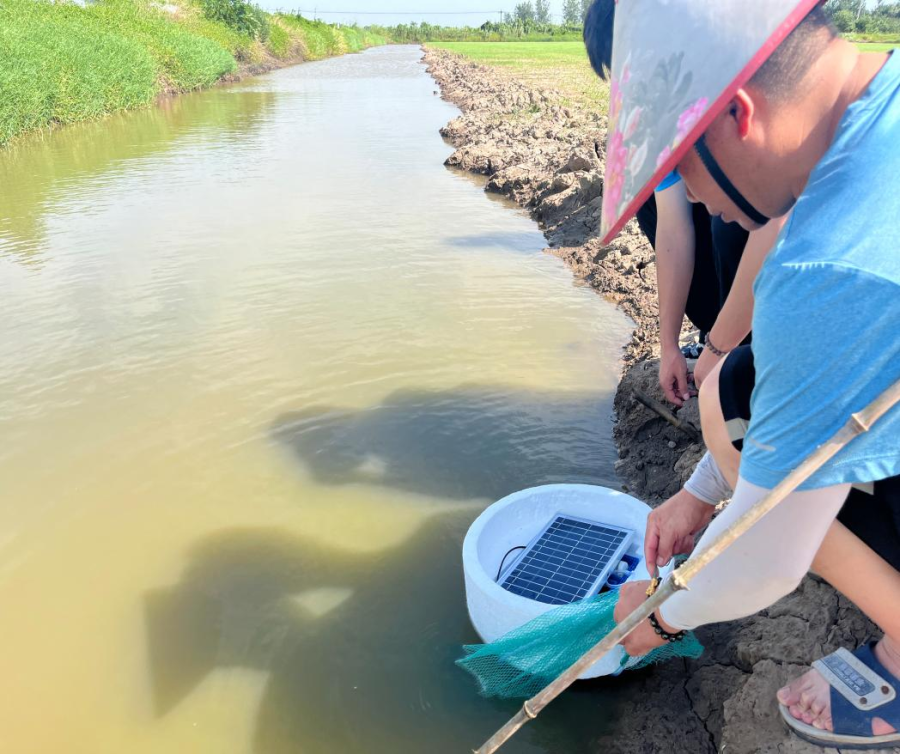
[423,47,888,754]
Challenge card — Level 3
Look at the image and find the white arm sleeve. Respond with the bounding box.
[683,451,732,506]
[660,476,850,630]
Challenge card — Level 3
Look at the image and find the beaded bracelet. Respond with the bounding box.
[704,333,729,358]
[644,577,686,643]
[648,611,686,643]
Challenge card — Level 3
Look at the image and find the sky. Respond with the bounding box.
[250,1,884,28]
[253,0,566,27]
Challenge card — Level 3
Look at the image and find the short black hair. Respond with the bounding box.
[583,0,616,81]
[749,7,837,101]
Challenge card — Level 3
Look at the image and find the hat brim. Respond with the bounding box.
[600,0,822,246]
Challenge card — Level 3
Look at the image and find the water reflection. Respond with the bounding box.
[445,231,548,251]
[0,89,275,263]
[271,384,620,501]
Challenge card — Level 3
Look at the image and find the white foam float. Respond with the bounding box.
[462,483,658,678]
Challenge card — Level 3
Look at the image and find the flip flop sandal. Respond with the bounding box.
[778,643,900,750]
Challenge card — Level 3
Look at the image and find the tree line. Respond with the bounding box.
[377,0,593,42]
[504,0,593,25]
[824,0,900,34]
[379,1,900,44]
[377,19,581,43]
[509,0,900,31]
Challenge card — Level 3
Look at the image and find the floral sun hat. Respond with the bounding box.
[600,0,823,244]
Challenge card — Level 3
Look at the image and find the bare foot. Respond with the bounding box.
[776,639,900,735]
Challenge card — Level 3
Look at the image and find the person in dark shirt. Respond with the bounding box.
[583,0,783,405]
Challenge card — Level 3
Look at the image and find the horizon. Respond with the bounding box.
[250,0,887,28]
[252,0,568,28]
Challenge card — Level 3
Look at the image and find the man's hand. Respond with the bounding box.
[614,580,668,656]
[659,347,693,407]
[692,346,722,388]
[644,488,716,574]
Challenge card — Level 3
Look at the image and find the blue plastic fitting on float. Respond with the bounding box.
[604,553,641,589]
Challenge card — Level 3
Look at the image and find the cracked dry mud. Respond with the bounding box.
[423,48,893,754]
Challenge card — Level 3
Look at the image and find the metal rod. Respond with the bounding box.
[474,378,900,754]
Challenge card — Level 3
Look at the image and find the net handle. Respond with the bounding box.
[473,378,900,754]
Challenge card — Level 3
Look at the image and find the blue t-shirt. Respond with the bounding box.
[742,51,900,490]
[656,170,681,192]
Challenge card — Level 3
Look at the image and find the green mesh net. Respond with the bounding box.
[457,590,703,699]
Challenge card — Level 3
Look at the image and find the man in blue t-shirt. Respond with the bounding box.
[606,6,900,748]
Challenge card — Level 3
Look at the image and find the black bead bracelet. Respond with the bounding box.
[648,611,686,643]
[704,333,729,358]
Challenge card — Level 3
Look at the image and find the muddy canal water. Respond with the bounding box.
[0,46,633,753]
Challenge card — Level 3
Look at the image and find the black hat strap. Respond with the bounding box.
[694,133,770,226]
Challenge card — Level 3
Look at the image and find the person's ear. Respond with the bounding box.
[729,88,755,139]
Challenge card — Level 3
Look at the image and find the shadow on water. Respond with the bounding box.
[146,384,630,752]
[444,231,546,251]
[269,383,622,502]
[145,516,625,754]
[0,88,275,264]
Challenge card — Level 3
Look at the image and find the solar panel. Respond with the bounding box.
[499,515,635,605]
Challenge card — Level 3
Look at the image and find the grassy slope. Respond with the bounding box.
[430,41,609,110]
[276,15,387,59]
[0,0,387,147]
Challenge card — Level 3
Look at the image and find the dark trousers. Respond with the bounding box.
[685,216,749,338]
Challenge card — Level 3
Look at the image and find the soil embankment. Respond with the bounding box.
[424,47,888,754]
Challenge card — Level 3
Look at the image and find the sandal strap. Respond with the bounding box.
[819,643,900,737]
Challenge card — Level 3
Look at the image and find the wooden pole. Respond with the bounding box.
[474,578,682,754]
[474,378,900,754]
[632,388,701,442]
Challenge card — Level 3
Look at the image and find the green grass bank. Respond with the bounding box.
[0,0,388,147]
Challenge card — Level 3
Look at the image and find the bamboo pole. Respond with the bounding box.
[475,378,900,754]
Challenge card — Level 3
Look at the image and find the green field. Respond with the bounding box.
[430,41,609,111]
[431,38,898,112]
[858,42,898,51]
